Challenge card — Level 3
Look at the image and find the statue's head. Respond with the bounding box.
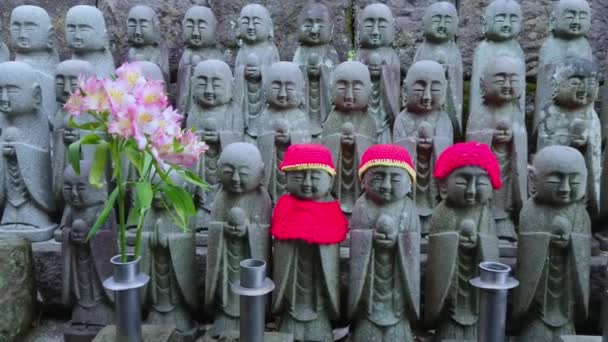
[10,5,55,53]
[359,3,395,48]
[416,121,434,150]
[273,119,290,145]
[218,142,264,194]
[481,56,523,104]
[201,117,219,144]
[127,5,161,47]
[192,59,233,108]
[0,62,41,117]
[281,144,335,201]
[340,122,355,147]
[404,60,446,113]
[265,62,304,110]
[552,0,591,39]
[435,142,501,207]
[239,4,274,45]
[359,144,416,204]
[306,52,322,78]
[333,61,371,111]
[55,60,94,104]
[552,57,598,109]
[492,118,513,145]
[532,145,587,206]
[183,6,217,48]
[298,2,333,46]
[132,61,165,85]
[482,0,522,41]
[66,5,109,52]
[423,2,458,43]
[365,52,383,80]
[63,161,107,209]
[244,52,262,80]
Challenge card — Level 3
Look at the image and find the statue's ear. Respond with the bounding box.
[480,14,487,37]
[33,84,42,108]
[47,27,56,50]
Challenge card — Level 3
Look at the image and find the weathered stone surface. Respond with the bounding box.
[93,325,177,342]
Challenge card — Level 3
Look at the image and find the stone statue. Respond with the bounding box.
[355,3,400,142]
[271,144,348,342]
[0,16,8,62]
[514,146,590,341]
[0,62,56,242]
[393,60,453,234]
[60,163,116,341]
[414,1,463,138]
[292,1,339,69]
[301,52,332,139]
[258,120,291,205]
[186,60,243,141]
[204,142,272,340]
[126,5,170,83]
[239,53,267,142]
[425,142,501,341]
[253,62,312,142]
[466,57,527,240]
[535,0,593,131]
[349,144,420,342]
[234,4,279,69]
[134,60,166,84]
[66,5,115,78]
[470,0,525,119]
[176,6,223,115]
[10,5,59,122]
[138,175,198,340]
[536,57,600,218]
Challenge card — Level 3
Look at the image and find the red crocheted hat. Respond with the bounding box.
[433,142,502,189]
[358,144,416,182]
[279,144,336,176]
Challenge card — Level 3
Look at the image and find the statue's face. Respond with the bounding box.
[364,166,411,204]
[306,56,321,78]
[484,2,521,41]
[483,65,522,103]
[183,8,217,47]
[334,72,369,111]
[267,67,302,109]
[286,169,333,200]
[127,7,158,47]
[535,170,585,205]
[55,66,84,104]
[0,72,37,116]
[63,171,104,208]
[192,65,232,108]
[443,166,493,207]
[406,74,445,112]
[423,5,457,42]
[359,5,394,48]
[219,159,262,194]
[554,73,597,108]
[554,0,591,38]
[366,54,383,79]
[10,8,51,52]
[493,121,513,144]
[298,4,331,46]
[66,10,107,51]
[274,125,290,145]
[245,56,262,80]
[340,126,355,146]
[202,120,219,144]
[239,5,272,44]
[417,125,433,150]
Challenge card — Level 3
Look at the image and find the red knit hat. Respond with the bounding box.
[358,144,416,182]
[433,142,502,189]
[279,144,336,176]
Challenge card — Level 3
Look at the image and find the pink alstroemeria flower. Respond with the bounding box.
[136,80,168,110]
[115,62,146,90]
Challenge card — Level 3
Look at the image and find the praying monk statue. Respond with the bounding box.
[292,1,339,68]
[394,60,452,234]
[470,0,525,119]
[426,142,501,341]
[204,143,271,341]
[466,57,527,241]
[301,52,332,140]
[0,62,56,242]
[349,144,420,342]
[177,6,223,115]
[365,52,395,143]
[0,16,8,62]
[257,120,291,205]
[239,53,266,143]
[10,5,59,121]
[414,1,463,137]
[515,146,590,341]
[234,4,279,69]
[66,5,115,78]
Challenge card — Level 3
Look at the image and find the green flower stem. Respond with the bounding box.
[111,139,128,263]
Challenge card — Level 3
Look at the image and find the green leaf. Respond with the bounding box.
[135,181,153,211]
[68,133,103,175]
[86,187,119,241]
[163,184,196,227]
[179,169,208,190]
[68,116,102,130]
[124,146,143,176]
[89,142,108,188]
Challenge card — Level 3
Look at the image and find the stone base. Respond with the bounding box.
[93,325,177,342]
[198,331,292,342]
[560,336,601,342]
[64,321,105,342]
[0,223,57,242]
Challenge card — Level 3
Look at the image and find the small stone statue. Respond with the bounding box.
[536,57,600,217]
[0,16,8,62]
[514,146,590,341]
[234,4,279,69]
[426,142,501,341]
[177,5,223,114]
[239,53,266,142]
[292,1,339,69]
[470,0,525,119]
[0,62,56,242]
[126,5,170,83]
[10,5,59,122]
[271,144,348,342]
[61,163,116,341]
[355,3,400,142]
[393,60,453,233]
[134,60,166,84]
[257,120,291,205]
[414,1,463,137]
[66,5,116,78]
[204,142,272,341]
[466,57,527,240]
[349,144,420,342]
[301,52,332,139]
[535,0,593,131]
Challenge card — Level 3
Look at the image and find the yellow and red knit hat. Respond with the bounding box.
[433,142,502,189]
[358,144,416,182]
[279,144,337,176]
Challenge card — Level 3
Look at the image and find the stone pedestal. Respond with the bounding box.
[64,323,104,342]
[561,336,601,342]
[93,325,177,342]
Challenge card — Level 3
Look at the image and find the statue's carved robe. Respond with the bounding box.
[426,201,499,341]
[301,64,332,139]
[322,109,377,143]
[204,189,272,338]
[128,44,170,83]
[349,195,420,342]
[0,43,8,62]
[257,134,290,205]
[537,105,601,217]
[176,47,223,115]
[15,53,58,122]
[466,105,527,239]
[186,102,244,142]
[238,74,266,143]
[72,50,115,78]
[393,110,453,232]
[254,108,312,144]
[514,200,590,341]
[293,45,340,69]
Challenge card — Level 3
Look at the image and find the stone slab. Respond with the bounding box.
[561,336,602,342]
[93,325,176,342]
